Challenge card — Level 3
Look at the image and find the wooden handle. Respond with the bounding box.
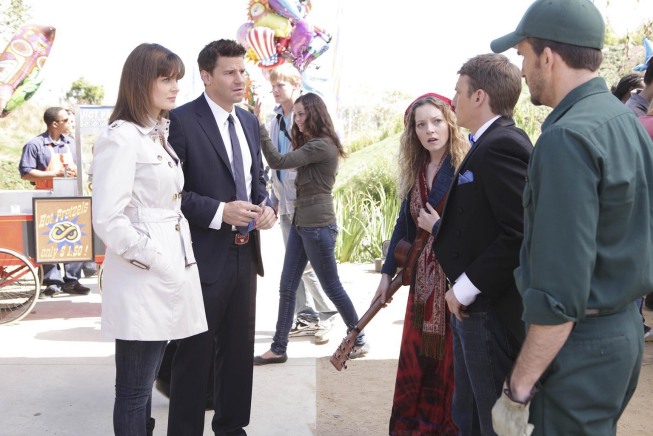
[330,230,431,371]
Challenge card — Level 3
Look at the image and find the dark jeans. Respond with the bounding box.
[42,262,83,285]
[450,298,520,436]
[114,339,167,436]
[270,223,363,355]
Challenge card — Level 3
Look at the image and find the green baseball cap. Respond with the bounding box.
[490,0,605,53]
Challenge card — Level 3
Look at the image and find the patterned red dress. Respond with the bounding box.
[389,162,457,436]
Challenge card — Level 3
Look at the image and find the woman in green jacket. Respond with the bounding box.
[254,92,368,364]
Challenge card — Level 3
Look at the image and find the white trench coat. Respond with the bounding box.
[91,119,207,340]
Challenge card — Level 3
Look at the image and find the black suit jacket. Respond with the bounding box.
[433,117,532,341]
[169,95,268,284]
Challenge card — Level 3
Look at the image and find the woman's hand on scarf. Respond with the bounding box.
[417,203,440,233]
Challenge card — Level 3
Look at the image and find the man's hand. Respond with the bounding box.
[255,205,277,230]
[223,200,261,227]
[492,382,534,436]
[417,202,440,233]
[445,289,468,321]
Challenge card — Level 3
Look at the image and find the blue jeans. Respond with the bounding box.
[114,339,166,436]
[279,214,336,318]
[270,223,364,355]
[42,262,83,286]
[450,298,520,436]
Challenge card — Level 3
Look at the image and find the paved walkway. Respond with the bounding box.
[1,224,651,435]
[0,225,408,435]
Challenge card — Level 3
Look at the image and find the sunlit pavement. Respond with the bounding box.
[0,223,408,435]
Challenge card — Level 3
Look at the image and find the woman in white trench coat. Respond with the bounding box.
[91,43,207,436]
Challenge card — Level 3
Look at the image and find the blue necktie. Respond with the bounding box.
[228,115,250,234]
[468,133,476,146]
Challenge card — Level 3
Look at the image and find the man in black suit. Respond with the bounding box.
[166,39,276,436]
[432,53,532,436]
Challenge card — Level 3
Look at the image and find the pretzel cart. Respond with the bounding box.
[0,178,104,325]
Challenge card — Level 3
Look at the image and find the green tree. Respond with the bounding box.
[0,0,30,43]
[65,77,105,105]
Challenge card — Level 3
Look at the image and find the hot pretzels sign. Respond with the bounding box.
[33,197,94,263]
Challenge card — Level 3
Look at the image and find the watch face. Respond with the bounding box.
[250,2,266,20]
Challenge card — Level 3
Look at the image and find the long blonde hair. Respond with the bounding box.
[398,96,468,199]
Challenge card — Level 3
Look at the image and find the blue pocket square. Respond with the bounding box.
[458,170,474,185]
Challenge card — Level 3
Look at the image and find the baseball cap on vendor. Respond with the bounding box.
[490,0,605,53]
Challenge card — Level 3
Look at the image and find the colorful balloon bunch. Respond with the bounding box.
[237,0,332,73]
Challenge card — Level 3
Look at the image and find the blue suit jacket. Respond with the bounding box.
[169,95,268,283]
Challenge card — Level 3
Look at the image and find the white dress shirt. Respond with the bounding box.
[203,93,254,230]
[453,115,501,306]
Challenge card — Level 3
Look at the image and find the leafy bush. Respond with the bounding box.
[513,93,551,142]
[334,160,400,263]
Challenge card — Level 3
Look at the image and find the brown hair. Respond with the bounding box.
[291,92,346,158]
[110,43,185,126]
[457,53,521,118]
[399,96,469,198]
[197,39,246,74]
[528,37,603,72]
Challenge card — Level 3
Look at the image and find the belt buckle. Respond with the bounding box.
[234,233,249,245]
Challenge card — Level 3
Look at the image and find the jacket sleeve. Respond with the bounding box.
[465,136,530,298]
[261,137,330,170]
[169,110,222,229]
[254,122,271,206]
[381,196,410,277]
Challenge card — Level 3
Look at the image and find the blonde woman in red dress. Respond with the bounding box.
[374,93,469,435]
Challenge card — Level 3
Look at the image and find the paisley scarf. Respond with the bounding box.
[409,156,451,359]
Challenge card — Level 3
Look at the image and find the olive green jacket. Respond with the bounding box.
[261,134,338,227]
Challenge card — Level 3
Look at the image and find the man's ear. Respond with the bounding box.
[475,89,486,105]
[542,47,554,68]
[200,70,210,86]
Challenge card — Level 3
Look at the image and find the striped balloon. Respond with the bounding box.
[247,27,280,67]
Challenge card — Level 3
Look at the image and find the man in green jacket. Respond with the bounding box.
[490,0,653,435]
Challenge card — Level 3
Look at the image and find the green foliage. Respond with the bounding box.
[335,132,400,190]
[0,100,46,190]
[0,158,30,189]
[513,92,551,142]
[0,0,30,43]
[334,179,401,263]
[334,155,401,263]
[66,77,105,105]
[340,89,409,154]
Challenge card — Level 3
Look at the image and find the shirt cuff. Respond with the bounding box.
[453,272,481,306]
[209,202,225,230]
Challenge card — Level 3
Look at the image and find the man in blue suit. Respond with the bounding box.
[432,54,532,436]
[166,39,276,436]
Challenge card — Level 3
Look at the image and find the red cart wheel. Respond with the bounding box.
[0,248,40,324]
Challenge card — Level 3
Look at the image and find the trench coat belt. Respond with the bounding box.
[123,206,196,267]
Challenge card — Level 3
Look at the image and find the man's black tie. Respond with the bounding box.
[228,114,249,234]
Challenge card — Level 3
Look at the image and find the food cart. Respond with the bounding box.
[0,173,104,325]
